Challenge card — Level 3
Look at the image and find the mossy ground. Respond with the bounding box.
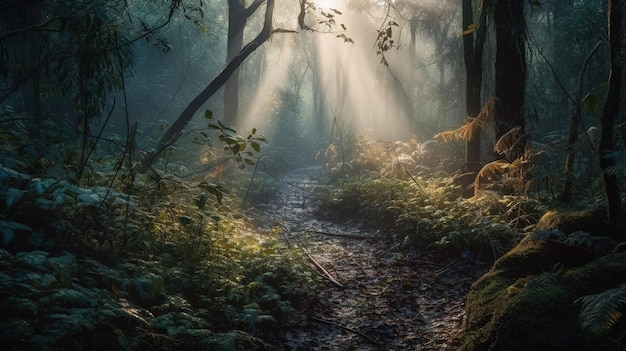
[459,207,626,351]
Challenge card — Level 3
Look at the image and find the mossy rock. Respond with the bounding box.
[458,235,626,351]
[535,207,619,237]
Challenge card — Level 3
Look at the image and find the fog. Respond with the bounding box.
[112,0,466,171]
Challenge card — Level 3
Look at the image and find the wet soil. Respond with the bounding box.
[252,168,488,351]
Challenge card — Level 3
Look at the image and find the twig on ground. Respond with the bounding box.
[435,259,461,276]
[311,316,382,349]
[301,247,345,289]
[308,229,382,240]
[280,225,345,289]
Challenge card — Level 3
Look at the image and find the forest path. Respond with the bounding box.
[252,168,488,351]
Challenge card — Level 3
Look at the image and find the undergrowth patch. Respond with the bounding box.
[0,117,318,350]
[314,136,540,261]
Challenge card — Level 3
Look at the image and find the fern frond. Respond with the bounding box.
[576,284,626,335]
[474,160,510,196]
[494,126,522,154]
[434,130,457,143]
[434,99,496,143]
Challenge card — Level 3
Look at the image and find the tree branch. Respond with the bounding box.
[139,0,276,170]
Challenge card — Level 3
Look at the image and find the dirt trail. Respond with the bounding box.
[253,168,487,351]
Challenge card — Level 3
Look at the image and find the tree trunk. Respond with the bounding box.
[558,41,602,202]
[223,0,266,127]
[140,0,275,170]
[598,0,623,232]
[462,0,487,167]
[494,0,526,140]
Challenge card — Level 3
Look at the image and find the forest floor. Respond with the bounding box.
[252,168,489,351]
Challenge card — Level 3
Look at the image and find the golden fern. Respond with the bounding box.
[434,99,497,142]
[576,284,626,335]
[494,126,530,162]
[474,160,511,197]
[494,126,523,155]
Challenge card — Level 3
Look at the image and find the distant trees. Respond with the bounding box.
[0,0,133,178]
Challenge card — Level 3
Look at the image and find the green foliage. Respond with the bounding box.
[604,147,626,178]
[0,0,132,121]
[0,116,315,350]
[577,284,626,335]
[314,136,527,259]
[199,109,266,169]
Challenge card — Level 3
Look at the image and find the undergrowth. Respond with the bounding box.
[0,116,318,350]
[314,135,538,261]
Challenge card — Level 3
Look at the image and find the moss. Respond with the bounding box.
[535,207,612,235]
[459,239,626,351]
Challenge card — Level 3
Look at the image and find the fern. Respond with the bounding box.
[576,284,626,335]
[434,98,496,142]
[474,160,511,196]
[604,147,626,177]
[494,126,530,162]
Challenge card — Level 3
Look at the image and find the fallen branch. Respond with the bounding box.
[302,247,345,289]
[307,229,381,241]
[279,226,344,289]
[311,316,382,349]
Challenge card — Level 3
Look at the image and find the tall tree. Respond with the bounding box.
[224,0,266,127]
[493,0,526,140]
[461,0,488,171]
[140,0,277,169]
[598,0,623,232]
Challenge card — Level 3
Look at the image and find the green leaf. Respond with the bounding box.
[15,251,49,267]
[251,141,261,153]
[77,193,102,204]
[3,281,38,296]
[582,93,600,112]
[1,228,14,246]
[179,216,193,226]
[5,188,24,210]
[196,193,208,211]
[0,221,33,232]
[204,109,213,119]
[0,319,33,339]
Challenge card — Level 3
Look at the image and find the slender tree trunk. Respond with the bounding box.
[223,0,266,127]
[462,0,486,169]
[558,41,602,202]
[140,0,275,170]
[598,0,623,231]
[223,0,246,127]
[494,0,526,140]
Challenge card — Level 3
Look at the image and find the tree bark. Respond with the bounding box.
[598,0,623,231]
[224,0,266,127]
[494,0,526,140]
[558,40,602,202]
[140,0,275,170]
[462,0,487,168]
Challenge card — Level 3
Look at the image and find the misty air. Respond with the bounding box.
[1,0,625,350]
